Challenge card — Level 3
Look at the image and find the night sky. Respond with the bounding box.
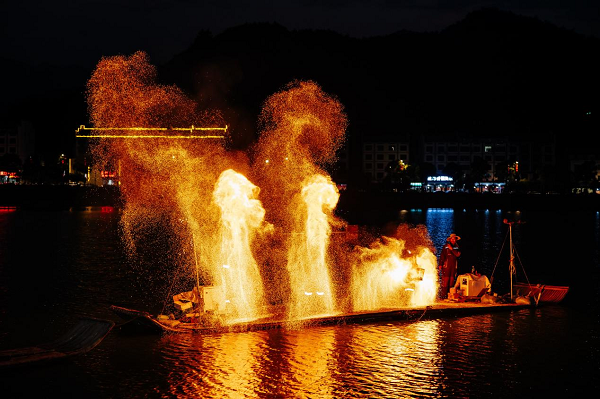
[2,1,599,158]
[3,1,599,70]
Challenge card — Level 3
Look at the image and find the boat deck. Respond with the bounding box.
[111,300,532,335]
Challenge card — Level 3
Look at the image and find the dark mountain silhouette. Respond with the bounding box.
[0,57,89,161]
[3,7,599,161]
[158,8,600,151]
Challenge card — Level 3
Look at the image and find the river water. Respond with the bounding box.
[0,207,599,398]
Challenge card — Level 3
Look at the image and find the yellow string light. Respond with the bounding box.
[75,125,227,138]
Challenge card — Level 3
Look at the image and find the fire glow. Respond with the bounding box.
[86,51,438,325]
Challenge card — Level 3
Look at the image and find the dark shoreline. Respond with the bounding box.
[1,185,599,213]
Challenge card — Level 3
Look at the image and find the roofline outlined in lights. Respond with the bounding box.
[75,125,227,139]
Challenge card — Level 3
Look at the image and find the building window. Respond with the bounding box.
[365,163,372,170]
[399,154,407,161]
[484,145,492,153]
[376,163,384,170]
[448,155,458,162]
[425,146,433,153]
[9,138,16,144]
[437,155,445,162]
[376,154,384,160]
[388,155,395,160]
[377,145,384,151]
[496,155,505,162]
[460,146,470,152]
[365,154,372,160]
[437,145,446,152]
[448,146,458,152]
[388,145,395,151]
[460,155,470,161]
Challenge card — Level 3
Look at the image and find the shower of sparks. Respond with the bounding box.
[85,53,440,325]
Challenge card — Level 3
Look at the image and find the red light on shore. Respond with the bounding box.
[0,206,17,213]
[101,207,114,213]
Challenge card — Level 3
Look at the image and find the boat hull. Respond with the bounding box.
[513,283,569,303]
[110,302,533,334]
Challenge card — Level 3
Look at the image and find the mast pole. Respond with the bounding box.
[192,233,201,292]
[509,222,513,300]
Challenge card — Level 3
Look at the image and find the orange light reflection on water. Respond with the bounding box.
[159,321,449,398]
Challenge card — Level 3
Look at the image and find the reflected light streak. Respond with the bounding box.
[351,320,443,397]
[288,329,336,397]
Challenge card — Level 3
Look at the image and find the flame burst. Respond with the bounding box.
[212,169,269,320]
[252,81,347,319]
[350,236,438,311]
[86,53,440,324]
[287,174,339,319]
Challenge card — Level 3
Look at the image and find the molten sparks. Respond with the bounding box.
[287,174,339,319]
[351,232,438,311]
[212,169,269,321]
[85,52,441,326]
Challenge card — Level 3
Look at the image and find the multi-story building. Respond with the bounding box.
[362,136,410,183]
[0,120,35,183]
[0,121,35,161]
[422,136,520,182]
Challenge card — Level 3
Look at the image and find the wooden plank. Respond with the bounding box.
[111,302,533,335]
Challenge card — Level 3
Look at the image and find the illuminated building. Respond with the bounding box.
[74,125,227,186]
[0,120,35,184]
[362,138,410,183]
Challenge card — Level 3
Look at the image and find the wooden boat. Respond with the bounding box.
[110,218,569,335]
[110,301,533,335]
[496,219,569,304]
[0,317,115,368]
[513,283,569,303]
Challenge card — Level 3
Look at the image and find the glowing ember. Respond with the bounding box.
[287,174,339,319]
[211,169,269,321]
[86,53,440,326]
[351,231,438,311]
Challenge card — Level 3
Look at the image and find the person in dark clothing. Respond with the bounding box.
[438,233,461,299]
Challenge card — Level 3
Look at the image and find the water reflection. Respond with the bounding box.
[151,314,562,398]
[1,209,598,397]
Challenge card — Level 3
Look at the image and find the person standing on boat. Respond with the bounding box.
[439,233,461,299]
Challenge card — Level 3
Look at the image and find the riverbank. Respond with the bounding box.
[337,190,600,212]
[1,184,599,212]
[0,185,123,210]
